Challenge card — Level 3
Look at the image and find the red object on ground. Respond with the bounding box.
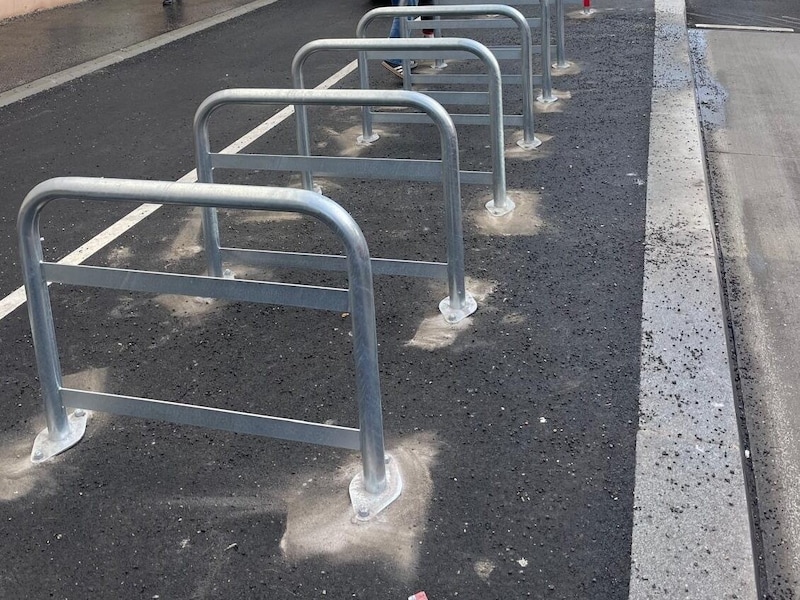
[584,0,591,7]
[408,593,429,600]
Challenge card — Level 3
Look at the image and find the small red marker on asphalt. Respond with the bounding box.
[408,593,428,600]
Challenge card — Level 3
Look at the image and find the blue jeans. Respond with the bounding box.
[387,0,418,67]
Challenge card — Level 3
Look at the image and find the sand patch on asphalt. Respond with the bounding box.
[162,207,203,260]
[471,189,544,236]
[0,410,98,501]
[0,368,109,501]
[474,558,496,582]
[153,294,224,320]
[279,432,439,580]
[506,131,554,156]
[0,435,45,500]
[105,244,134,267]
[62,366,110,393]
[406,278,494,350]
[406,313,474,350]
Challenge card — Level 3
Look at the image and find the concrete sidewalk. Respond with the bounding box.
[0,0,757,598]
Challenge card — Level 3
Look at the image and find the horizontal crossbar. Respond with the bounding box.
[220,248,449,279]
[405,17,541,30]
[61,388,362,450]
[369,110,523,128]
[211,153,444,183]
[363,49,478,61]
[410,73,535,86]
[210,152,492,185]
[42,262,350,312]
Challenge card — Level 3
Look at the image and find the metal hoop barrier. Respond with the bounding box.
[357,4,556,108]
[194,88,477,323]
[292,38,514,217]
[554,0,568,69]
[18,177,402,519]
[431,0,568,68]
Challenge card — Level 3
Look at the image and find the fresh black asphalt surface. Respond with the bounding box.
[0,1,655,597]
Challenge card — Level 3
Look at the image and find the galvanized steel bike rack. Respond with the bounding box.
[432,0,569,69]
[19,177,401,520]
[357,3,556,107]
[292,38,514,216]
[194,88,477,322]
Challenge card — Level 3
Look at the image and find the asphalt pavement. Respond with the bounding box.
[0,0,763,598]
[688,10,800,598]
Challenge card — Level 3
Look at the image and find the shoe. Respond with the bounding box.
[162,0,173,5]
[381,60,417,79]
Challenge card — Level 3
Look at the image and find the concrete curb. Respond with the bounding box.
[628,0,758,597]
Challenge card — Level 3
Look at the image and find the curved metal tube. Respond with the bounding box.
[357,4,545,132]
[555,0,567,68]
[18,177,387,493]
[292,38,508,215]
[194,87,469,317]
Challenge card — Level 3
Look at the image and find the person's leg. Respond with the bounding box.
[384,0,418,74]
[389,0,403,40]
[419,0,434,36]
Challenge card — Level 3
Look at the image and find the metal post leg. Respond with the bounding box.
[194,119,224,277]
[18,187,90,463]
[484,60,515,217]
[358,51,380,145]
[333,201,402,519]
[554,0,569,69]
[538,0,558,102]
[519,12,544,148]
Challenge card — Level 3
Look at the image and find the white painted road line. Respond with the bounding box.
[0,59,359,321]
[695,23,794,33]
[628,0,757,598]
